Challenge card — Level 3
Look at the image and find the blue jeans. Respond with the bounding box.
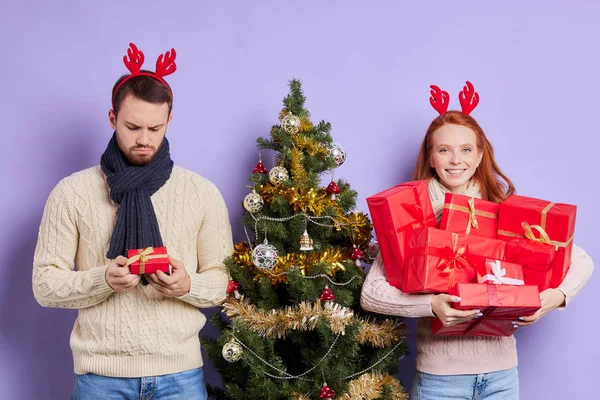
[71,367,207,400]
[410,367,519,400]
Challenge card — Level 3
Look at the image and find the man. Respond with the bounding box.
[32,43,232,399]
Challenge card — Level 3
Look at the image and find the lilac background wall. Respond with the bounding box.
[1,1,598,398]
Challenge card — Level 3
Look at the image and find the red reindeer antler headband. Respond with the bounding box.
[429,81,479,115]
[112,43,177,109]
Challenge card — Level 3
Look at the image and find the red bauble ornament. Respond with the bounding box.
[226,280,241,299]
[326,180,341,200]
[252,160,268,174]
[319,382,336,399]
[319,285,336,309]
[350,244,365,267]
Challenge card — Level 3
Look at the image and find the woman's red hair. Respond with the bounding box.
[412,111,515,203]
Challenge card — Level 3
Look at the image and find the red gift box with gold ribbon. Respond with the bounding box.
[432,283,541,336]
[126,246,170,275]
[497,195,576,289]
[440,193,499,238]
[402,227,506,294]
[366,180,437,288]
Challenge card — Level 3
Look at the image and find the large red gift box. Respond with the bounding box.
[506,238,556,291]
[432,283,541,336]
[497,194,576,288]
[366,180,437,288]
[440,193,499,238]
[403,228,506,294]
[126,246,171,275]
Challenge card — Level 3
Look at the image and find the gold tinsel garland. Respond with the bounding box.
[290,148,309,187]
[233,243,348,284]
[223,297,405,348]
[338,372,408,400]
[291,372,407,400]
[259,185,336,216]
[291,134,329,156]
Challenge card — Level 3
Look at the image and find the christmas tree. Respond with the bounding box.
[204,79,408,399]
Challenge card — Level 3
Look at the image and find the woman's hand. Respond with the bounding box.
[515,288,566,327]
[431,294,482,326]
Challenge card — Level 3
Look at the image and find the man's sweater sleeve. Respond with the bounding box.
[360,253,435,318]
[178,182,232,308]
[32,179,114,309]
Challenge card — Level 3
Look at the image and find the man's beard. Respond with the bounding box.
[126,146,157,166]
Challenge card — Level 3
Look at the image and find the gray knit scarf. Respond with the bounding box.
[101,133,174,258]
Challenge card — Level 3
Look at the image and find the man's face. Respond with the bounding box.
[109,94,172,166]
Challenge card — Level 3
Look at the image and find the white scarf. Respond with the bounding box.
[427,178,482,224]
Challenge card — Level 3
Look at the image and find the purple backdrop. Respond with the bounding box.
[1,1,598,398]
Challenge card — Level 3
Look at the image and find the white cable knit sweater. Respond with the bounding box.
[360,179,594,375]
[32,165,233,377]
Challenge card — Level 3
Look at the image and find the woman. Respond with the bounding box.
[360,82,594,399]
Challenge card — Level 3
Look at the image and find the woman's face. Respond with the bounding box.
[430,124,483,194]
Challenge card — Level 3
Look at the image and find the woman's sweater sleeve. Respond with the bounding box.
[360,253,435,318]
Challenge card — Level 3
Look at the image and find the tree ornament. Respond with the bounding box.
[368,239,379,258]
[326,179,341,200]
[252,159,268,174]
[350,244,365,267]
[251,238,279,270]
[319,285,336,310]
[269,165,289,185]
[281,111,301,134]
[222,338,243,362]
[299,229,313,251]
[319,382,336,399]
[328,142,346,166]
[226,280,241,299]
[243,188,264,213]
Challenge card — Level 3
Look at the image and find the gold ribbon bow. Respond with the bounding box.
[444,197,496,234]
[521,222,557,250]
[125,247,168,274]
[467,197,480,230]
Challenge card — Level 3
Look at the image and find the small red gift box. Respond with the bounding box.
[440,193,499,238]
[432,283,541,336]
[470,257,524,285]
[506,238,556,291]
[126,247,170,274]
[366,180,437,288]
[497,194,576,288]
[402,228,506,294]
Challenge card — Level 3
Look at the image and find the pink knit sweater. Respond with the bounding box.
[360,179,594,375]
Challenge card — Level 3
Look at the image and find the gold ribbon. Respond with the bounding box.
[497,202,573,249]
[125,247,169,274]
[444,197,496,234]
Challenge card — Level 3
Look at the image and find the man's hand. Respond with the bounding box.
[105,256,141,292]
[515,288,566,327]
[146,256,191,297]
[431,294,482,327]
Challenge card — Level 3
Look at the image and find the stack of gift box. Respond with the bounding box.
[367,181,576,336]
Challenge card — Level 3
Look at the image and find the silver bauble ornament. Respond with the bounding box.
[281,112,301,134]
[251,238,279,270]
[222,339,243,362]
[269,166,289,185]
[328,142,346,166]
[243,189,264,213]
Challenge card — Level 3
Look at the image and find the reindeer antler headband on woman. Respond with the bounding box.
[429,81,479,115]
[112,42,177,109]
